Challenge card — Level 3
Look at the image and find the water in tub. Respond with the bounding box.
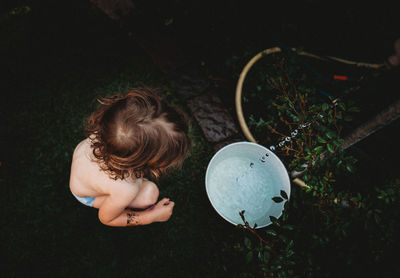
[208,153,279,226]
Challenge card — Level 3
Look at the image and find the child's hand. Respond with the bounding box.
[152,198,175,222]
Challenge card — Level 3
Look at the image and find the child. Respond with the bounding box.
[69,87,190,227]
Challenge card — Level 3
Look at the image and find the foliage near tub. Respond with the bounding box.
[234,51,400,277]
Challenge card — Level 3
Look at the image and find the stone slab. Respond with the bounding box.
[187,93,239,143]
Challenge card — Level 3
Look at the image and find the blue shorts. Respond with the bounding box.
[72,192,95,207]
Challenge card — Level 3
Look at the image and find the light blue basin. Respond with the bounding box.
[205,142,291,228]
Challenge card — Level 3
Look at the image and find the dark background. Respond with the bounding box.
[1,1,399,277]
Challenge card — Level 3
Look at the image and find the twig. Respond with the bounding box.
[267,125,288,138]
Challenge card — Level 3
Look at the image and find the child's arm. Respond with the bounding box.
[98,197,174,227]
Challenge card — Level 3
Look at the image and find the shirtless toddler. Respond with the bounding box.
[69,88,190,227]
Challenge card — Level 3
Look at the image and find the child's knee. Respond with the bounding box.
[142,180,159,204]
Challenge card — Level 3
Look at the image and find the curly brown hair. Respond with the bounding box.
[86,87,191,180]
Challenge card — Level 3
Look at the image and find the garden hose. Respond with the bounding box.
[234,46,385,188]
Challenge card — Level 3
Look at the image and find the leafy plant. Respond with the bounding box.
[237,201,295,278]
[233,50,399,277]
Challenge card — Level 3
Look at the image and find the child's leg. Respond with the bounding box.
[92,195,108,209]
[127,179,159,209]
[92,180,159,209]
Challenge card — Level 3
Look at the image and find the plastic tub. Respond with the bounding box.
[205,142,291,228]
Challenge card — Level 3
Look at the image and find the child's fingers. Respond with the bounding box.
[159,197,170,205]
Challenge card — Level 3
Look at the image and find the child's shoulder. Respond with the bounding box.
[70,138,141,197]
[73,138,91,156]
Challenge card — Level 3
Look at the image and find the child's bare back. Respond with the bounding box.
[69,88,190,227]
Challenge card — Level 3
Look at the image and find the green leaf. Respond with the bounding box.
[264,251,271,261]
[279,234,288,242]
[272,196,284,203]
[322,103,329,111]
[246,251,253,263]
[344,115,352,122]
[266,229,277,237]
[283,224,294,231]
[332,140,341,147]
[264,244,272,251]
[269,216,280,226]
[346,164,354,173]
[239,210,246,222]
[317,137,327,143]
[374,214,380,224]
[327,144,335,153]
[288,260,296,266]
[325,131,337,139]
[313,146,324,154]
[287,249,295,257]
[295,165,306,171]
[280,190,288,200]
[258,251,263,262]
[284,201,289,211]
[164,18,174,26]
[244,237,251,249]
[349,106,360,112]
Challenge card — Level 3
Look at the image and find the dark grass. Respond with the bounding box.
[0,4,248,277]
